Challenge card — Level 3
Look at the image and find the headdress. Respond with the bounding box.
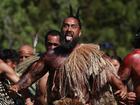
[69,4,80,19]
[68,4,81,28]
[33,32,39,54]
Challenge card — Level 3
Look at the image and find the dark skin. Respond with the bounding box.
[13,48,68,105]
[10,17,131,104]
[35,34,61,105]
[118,49,140,103]
[11,47,127,104]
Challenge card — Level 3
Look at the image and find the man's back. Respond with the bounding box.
[119,49,140,101]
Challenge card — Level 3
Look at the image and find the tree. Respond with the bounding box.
[1,0,140,57]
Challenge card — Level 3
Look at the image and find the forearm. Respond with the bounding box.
[3,63,20,83]
[18,74,33,90]
[7,72,20,83]
[17,60,47,90]
[11,75,20,83]
[109,72,126,90]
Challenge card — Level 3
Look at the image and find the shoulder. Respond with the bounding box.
[76,43,106,57]
[124,49,140,59]
[80,43,100,50]
[123,49,140,65]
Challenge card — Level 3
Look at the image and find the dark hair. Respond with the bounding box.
[111,55,122,64]
[66,5,82,29]
[1,49,19,63]
[45,30,63,46]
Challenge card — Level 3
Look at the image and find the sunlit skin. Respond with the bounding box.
[118,49,140,103]
[0,59,19,83]
[0,59,20,105]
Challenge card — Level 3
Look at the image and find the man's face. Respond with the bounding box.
[19,46,34,62]
[62,17,81,42]
[46,35,61,51]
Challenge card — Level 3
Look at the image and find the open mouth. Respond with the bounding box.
[66,35,73,41]
[65,32,73,41]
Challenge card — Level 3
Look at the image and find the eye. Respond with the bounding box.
[47,42,52,46]
[63,24,69,28]
[20,55,30,59]
[71,24,79,28]
[47,42,59,47]
[53,43,59,46]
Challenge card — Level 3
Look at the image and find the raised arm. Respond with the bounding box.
[10,58,48,92]
[0,59,19,83]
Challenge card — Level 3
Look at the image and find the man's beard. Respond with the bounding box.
[63,36,80,51]
[55,36,80,56]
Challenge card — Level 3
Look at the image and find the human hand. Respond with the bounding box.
[114,86,127,100]
[9,84,20,93]
[127,92,136,105]
[25,98,34,105]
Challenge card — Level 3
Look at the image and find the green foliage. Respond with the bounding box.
[0,0,140,57]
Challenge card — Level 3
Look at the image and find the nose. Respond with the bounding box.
[20,57,25,62]
[48,45,56,50]
[68,26,72,31]
[19,56,29,62]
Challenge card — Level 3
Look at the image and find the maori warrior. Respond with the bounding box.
[47,44,119,105]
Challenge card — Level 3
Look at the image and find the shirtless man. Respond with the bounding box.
[17,45,38,105]
[10,14,131,105]
[118,32,140,104]
[35,30,62,105]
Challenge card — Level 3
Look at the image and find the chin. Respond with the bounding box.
[65,39,72,43]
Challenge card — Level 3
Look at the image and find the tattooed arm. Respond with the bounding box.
[10,58,48,92]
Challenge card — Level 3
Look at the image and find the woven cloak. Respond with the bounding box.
[55,44,118,105]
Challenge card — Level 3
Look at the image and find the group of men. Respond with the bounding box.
[0,29,62,105]
[5,8,140,105]
[15,30,62,105]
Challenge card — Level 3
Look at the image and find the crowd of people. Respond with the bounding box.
[0,6,139,105]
